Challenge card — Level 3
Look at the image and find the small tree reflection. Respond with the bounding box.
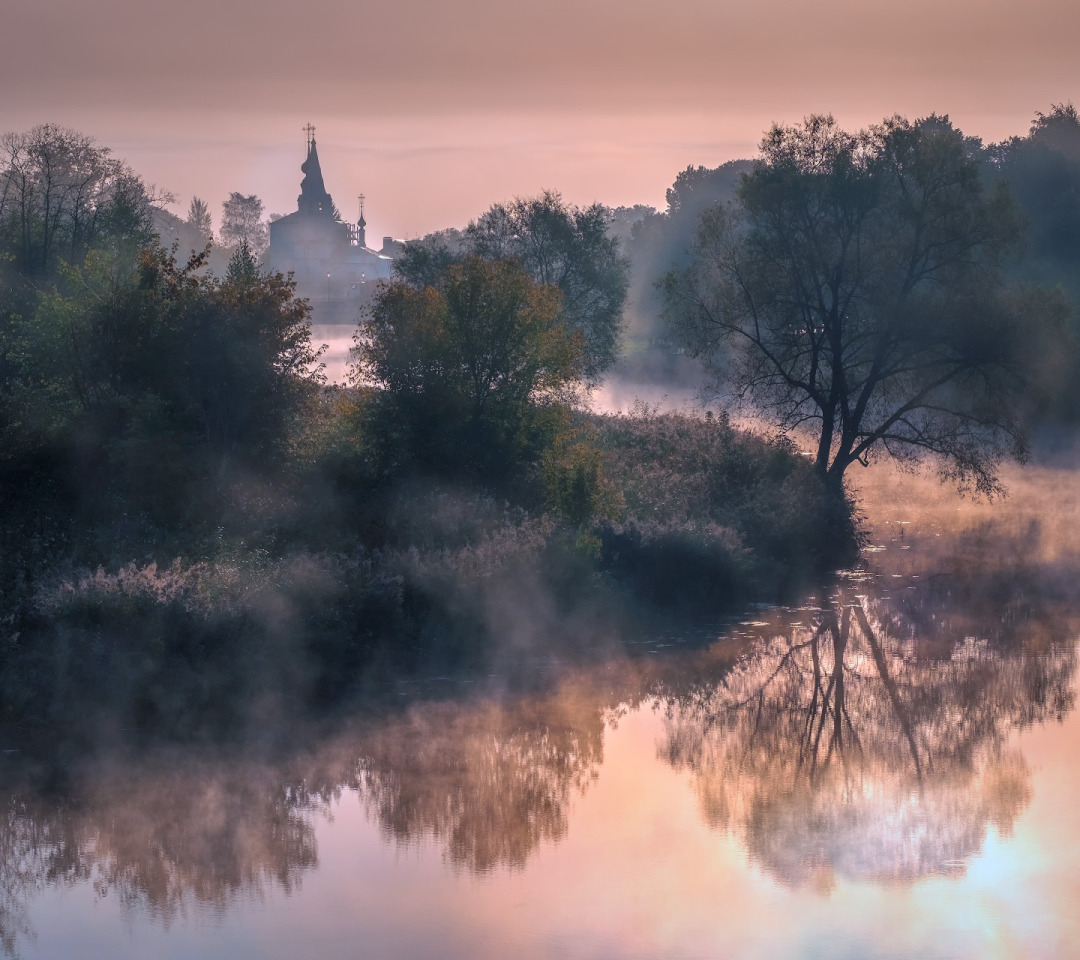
[0,762,324,957]
[661,587,1075,888]
[355,687,608,873]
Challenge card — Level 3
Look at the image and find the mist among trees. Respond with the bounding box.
[1,105,1079,738]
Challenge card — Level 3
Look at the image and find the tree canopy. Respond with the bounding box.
[664,115,1063,496]
[393,192,628,382]
[0,124,158,279]
[990,104,1080,293]
[354,255,583,480]
[220,192,268,259]
[987,104,1080,422]
[2,239,321,513]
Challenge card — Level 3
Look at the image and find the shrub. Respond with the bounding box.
[352,256,583,485]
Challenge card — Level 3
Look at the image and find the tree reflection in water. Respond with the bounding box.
[0,519,1076,953]
[0,684,612,955]
[0,760,326,956]
[660,580,1076,889]
[355,686,609,873]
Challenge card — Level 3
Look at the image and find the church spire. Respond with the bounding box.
[297,124,334,217]
[357,194,367,247]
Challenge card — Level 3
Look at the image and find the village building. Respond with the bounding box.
[269,127,399,323]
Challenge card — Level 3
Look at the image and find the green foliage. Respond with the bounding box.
[587,408,853,606]
[1,240,321,523]
[467,193,628,380]
[542,436,619,528]
[0,121,877,737]
[355,255,583,483]
[394,192,629,380]
[0,124,157,278]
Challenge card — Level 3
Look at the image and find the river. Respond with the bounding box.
[2,462,1078,959]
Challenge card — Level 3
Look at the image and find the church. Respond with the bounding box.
[269,127,399,323]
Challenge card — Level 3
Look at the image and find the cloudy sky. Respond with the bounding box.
[2,0,1076,238]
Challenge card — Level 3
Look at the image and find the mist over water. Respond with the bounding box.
[0,461,1077,958]
[312,325,705,413]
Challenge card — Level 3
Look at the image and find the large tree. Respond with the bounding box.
[394,192,628,382]
[664,115,1062,497]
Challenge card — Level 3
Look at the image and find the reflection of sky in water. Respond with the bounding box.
[7,465,1080,959]
[19,692,1080,959]
[309,325,354,385]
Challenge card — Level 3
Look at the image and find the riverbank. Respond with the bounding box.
[0,403,856,744]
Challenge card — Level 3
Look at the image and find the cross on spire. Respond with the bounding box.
[358,194,366,220]
[303,123,316,149]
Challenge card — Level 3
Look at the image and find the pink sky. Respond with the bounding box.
[2,0,1076,238]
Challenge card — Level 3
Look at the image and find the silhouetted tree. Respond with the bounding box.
[988,104,1080,422]
[664,115,1060,497]
[185,195,212,239]
[991,104,1080,274]
[0,124,157,277]
[1029,102,1080,159]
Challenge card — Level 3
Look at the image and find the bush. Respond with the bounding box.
[352,256,583,485]
[585,407,855,604]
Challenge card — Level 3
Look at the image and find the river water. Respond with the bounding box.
[3,463,1079,959]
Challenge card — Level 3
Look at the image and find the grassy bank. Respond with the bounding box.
[0,397,856,744]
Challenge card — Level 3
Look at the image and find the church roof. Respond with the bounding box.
[297,138,334,217]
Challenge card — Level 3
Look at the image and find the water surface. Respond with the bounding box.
[4,465,1080,959]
